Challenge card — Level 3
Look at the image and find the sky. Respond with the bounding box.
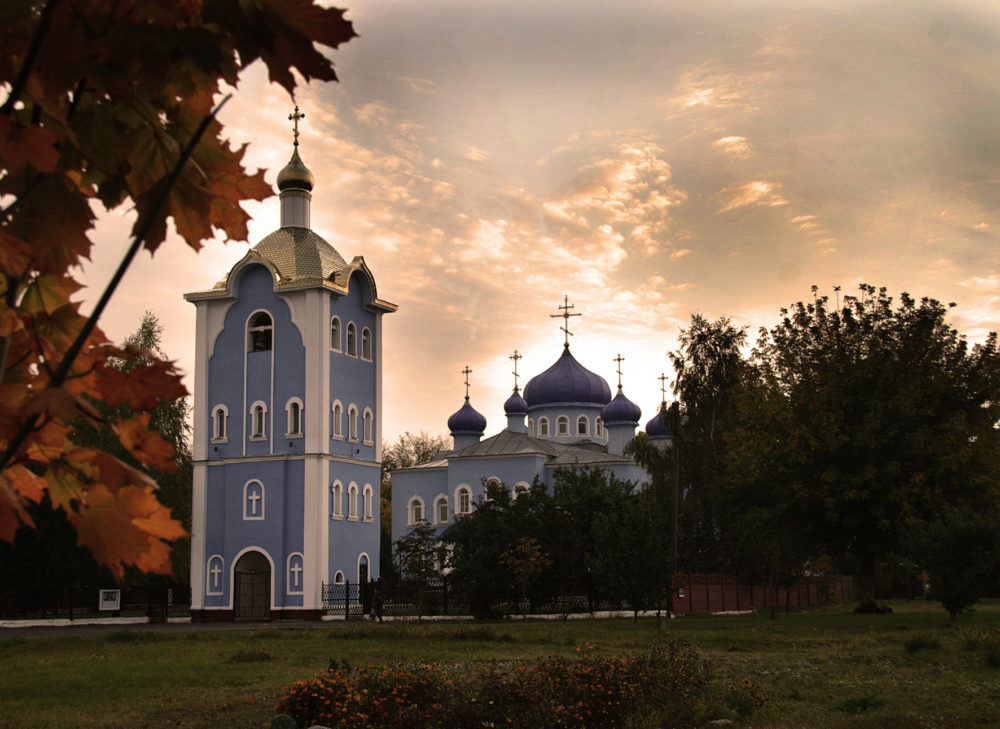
[79,0,1000,443]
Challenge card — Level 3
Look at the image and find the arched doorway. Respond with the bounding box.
[234,551,271,621]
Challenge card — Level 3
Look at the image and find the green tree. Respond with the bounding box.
[0,0,356,575]
[906,508,1000,620]
[393,520,447,585]
[750,285,1000,608]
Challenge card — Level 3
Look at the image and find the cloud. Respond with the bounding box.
[712,135,752,158]
[716,180,788,213]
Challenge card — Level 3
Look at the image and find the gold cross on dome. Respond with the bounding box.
[614,354,624,388]
[462,365,473,399]
[550,294,581,348]
[658,372,669,403]
[510,350,523,389]
[289,106,305,147]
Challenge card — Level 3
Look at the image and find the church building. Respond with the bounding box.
[185,109,396,620]
[390,299,667,548]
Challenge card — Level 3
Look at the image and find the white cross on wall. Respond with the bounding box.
[290,561,303,588]
[248,489,261,515]
[210,562,222,588]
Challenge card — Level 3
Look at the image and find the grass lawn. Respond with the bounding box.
[1,599,998,728]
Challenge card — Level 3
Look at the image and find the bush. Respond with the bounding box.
[275,640,745,729]
[903,632,942,653]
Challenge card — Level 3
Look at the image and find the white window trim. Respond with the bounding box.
[243,479,265,520]
[331,481,344,520]
[362,407,374,445]
[596,417,604,437]
[361,327,372,361]
[484,477,502,501]
[363,484,374,522]
[527,417,534,437]
[433,494,449,525]
[247,310,274,352]
[331,400,344,440]
[333,570,345,585]
[348,404,359,442]
[286,552,305,594]
[346,322,358,357]
[514,481,531,498]
[285,397,304,438]
[211,404,229,443]
[330,315,342,352]
[348,482,359,521]
[557,415,569,436]
[577,415,589,436]
[249,400,268,441]
[455,485,472,515]
[538,417,549,437]
[408,496,426,526]
[206,554,225,595]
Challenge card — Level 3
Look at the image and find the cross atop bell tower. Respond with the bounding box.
[289,106,305,147]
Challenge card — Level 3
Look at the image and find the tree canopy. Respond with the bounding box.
[0,0,356,575]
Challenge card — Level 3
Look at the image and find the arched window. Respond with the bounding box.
[361,328,372,360]
[527,417,534,437]
[212,404,228,442]
[595,417,604,437]
[333,570,345,585]
[332,401,343,439]
[435,495,449,524]
[243,480,264,520]
[514,481,530,498]
[346,322,357,356]
[286,398,303,437]
[330,316,341,351]
[247,312,273,352]
[538,417,549,437]
[363,484,374,521]
[363,408,373,444]
[331,481,343,519]
[577,415,589,436]
[456,486,472,515]
[557,415,569,435]
[348,404,358,441]
[408,497,425,526]
[250,401,267,439]
[348,482,359,519]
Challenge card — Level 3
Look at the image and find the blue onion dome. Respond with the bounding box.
[276,147,315,191]
[503,388,528,415]
[645,404,673,438]
[447,397,487,435]
[523,347,612,408]
[600,386,641,425]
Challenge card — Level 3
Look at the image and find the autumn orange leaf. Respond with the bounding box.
[115,414,178,471]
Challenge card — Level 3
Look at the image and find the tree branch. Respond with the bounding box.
[0,94,232,474]
[0,0,61,115]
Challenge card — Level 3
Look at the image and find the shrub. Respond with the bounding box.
[835,692,886,714]
[275,640,742,729]
[903,632,942,653]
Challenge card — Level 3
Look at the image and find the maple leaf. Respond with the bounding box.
[115,413,178,471]
[74,484,186,577]
[95,359,187,411]
[0,114,60,175]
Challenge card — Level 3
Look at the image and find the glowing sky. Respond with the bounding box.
[79,0,1000,442]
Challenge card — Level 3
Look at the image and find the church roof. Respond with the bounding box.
[601,386,642,426]
[250,227,349,285]
[523,346,612,409]
[276,146,315,191]
[503,388,528,415]
[447,398,487,435]
[440,429,633,465]
[645,403,673,439]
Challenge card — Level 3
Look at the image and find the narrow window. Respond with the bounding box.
[346,322,357,356]
[250,403,267,439]
[286,399,303,436]
[334,570,345,585]
[332,401,343,439]
[527,418,534,437]
[348,405,358,441]
[458,487,471,515]
[363,409,373,444]
[331,482,343,518]
[557,416,569,435]
[409,497,424,525]
[247,312,273,352]
[348,483,359,519]
[212,405,228,442]
[577,415,588,436]
[330,316,341,351]
[362,328,372,360]
[596,417,603,437]
[363,484,374,521]
[435,496,448,524]
[538,417,549,437]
